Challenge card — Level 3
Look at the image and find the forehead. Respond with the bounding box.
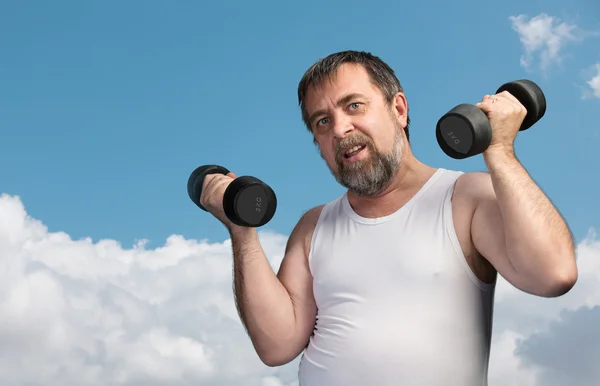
[304,63,382,111]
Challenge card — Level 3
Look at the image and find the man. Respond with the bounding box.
[200,51,578,385]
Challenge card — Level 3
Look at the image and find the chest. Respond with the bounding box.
[308,218,462,303]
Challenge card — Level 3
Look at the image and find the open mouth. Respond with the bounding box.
[343,144,367,159]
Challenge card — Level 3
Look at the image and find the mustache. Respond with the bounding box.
[335,135,372,153]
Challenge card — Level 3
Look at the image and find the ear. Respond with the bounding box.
[391,92,408,127]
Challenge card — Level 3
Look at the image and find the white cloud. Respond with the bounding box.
[584,63,600,99]
[509,13,581,72]
[0,193,294,386]
[0,193,599,385]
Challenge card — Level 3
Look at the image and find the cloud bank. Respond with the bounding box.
[0,193,598,385]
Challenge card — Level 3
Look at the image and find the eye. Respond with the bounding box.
[349,102,361,110]
[317,117,330,126]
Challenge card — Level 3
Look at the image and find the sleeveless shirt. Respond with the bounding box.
[297,168,496,386]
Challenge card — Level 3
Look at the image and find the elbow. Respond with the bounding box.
[260,357,291,368]
[250,326,311,367]
[553,266,578,296]
[255,341,305,367]
[542,259,578,298]
[257,351,298,367]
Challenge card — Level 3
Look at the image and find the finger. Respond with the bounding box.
[475,97,494,112]
[492,91,528,115]
[497,90,520,104]
[475,103,493,114]
[475,94,495,109]
[199,174,218,207]
[201,173,221,193]
[203,172,235,194]
[200,174,227,203]
[203,175,233,203]
[492,92,524,110]
[477,96,492,104]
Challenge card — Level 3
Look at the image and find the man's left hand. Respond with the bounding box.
[475,91,527,153]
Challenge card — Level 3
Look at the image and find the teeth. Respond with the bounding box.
[345,145,363,155]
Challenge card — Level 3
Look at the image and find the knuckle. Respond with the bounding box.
[198,173,235,212]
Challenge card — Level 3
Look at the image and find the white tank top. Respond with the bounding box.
[298,168,496,386]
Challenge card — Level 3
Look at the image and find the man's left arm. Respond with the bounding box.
[469,93,578,298]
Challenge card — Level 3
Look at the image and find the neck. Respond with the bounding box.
[346,148,437,218]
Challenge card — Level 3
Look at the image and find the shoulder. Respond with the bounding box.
[295,205,326,231]
[294,194,347,233]
[287,205,326,255]
[453,171,495,202]
[302,204,326,221]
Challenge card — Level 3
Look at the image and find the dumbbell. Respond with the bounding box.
[187,165,277,227]
[436,79,546,159]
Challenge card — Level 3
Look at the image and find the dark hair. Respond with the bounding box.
[297,50,410,141]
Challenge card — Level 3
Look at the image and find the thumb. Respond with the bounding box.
[227,172,237,179]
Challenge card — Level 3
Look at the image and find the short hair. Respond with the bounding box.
[297,50,410,141]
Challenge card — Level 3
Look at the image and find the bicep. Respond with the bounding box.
[470,175,523,288]
[276,207,321,342]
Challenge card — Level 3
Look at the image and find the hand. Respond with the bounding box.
[475,91,527,153]
[199,171,238,229]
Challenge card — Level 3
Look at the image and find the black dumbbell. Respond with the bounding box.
[436,79,547,159]
[187,165,277,227]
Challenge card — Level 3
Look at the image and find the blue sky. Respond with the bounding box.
[1,0,598,246]
[1,2,599,386]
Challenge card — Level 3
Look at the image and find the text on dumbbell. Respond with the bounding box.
[445,131,460,144]
[256,197,262,212]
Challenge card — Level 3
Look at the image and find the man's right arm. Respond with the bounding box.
[228,205,322,367]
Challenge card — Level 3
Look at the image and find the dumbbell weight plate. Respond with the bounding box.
[496,79,546,131]
[435,103,493,159]
[223,176,277,227]
[187,164,230,211]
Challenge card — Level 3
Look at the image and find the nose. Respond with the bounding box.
[331,114,354,139]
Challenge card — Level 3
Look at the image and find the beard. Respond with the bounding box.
[328,121,404,197]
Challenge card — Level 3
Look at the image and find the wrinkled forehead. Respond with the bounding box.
[304,64,379,110]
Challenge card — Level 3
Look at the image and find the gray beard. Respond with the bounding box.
[329,128,403,197]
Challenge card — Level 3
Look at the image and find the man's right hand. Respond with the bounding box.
[199,171,239,230]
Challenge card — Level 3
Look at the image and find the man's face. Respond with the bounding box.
[304,63,408,197]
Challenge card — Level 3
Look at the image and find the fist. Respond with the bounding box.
[199,171,237,227]
[475,91,527,150]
